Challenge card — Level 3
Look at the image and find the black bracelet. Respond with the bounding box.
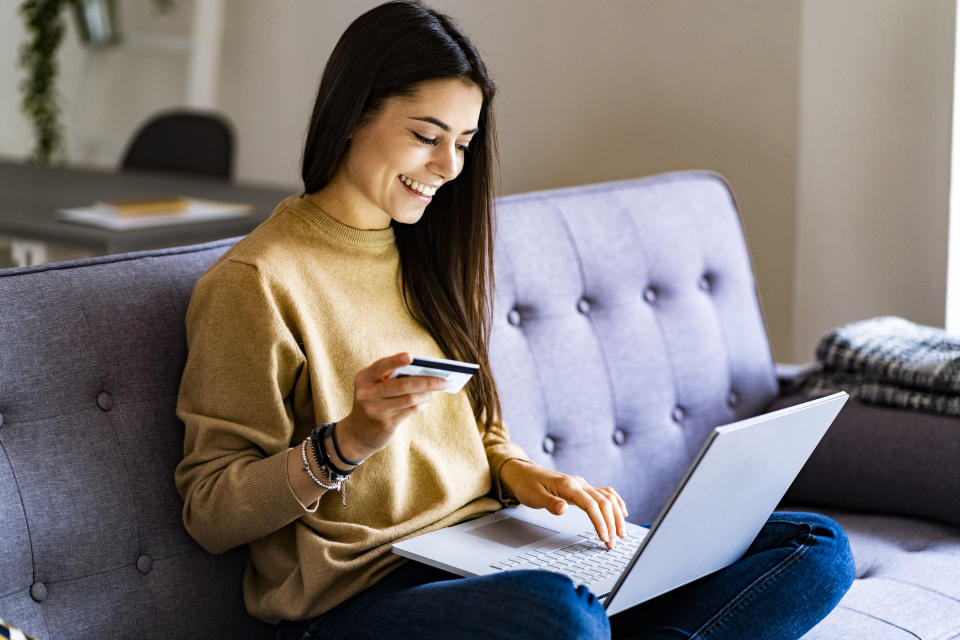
[330,422,364,467]
[310,426,354,476]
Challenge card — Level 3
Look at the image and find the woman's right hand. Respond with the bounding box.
[334,352,448,462]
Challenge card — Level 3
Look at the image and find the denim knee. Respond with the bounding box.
[494,569,611,640]
[797,513,856,604]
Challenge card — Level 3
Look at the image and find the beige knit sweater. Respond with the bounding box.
[175,194,529,624]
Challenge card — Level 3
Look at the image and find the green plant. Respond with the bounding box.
[18,0,175,165]
[18,0,68,164]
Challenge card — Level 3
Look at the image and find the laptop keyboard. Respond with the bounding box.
[489,530,643,585]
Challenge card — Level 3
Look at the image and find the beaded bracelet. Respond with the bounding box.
[300,438,347,507]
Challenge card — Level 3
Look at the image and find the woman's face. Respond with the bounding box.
[322,77,484,230]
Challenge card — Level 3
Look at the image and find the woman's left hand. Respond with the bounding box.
[499,459,628,549]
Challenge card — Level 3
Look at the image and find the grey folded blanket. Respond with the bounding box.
[803,316,960,415]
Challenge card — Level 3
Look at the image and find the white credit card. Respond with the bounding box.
[388,355,480,394]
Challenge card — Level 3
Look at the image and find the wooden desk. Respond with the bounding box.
[0,160,294,266]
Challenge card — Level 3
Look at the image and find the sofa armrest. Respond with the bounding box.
[775,361,820,396]
[773,392,960,527]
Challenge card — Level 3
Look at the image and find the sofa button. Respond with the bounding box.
[137,554,153,574]
[698,274,713,292]
[577,298,591,314]
[643,286,658,304]
[612,428,627,446]
[507,309,522,326]
[97,392,113,412]
[727,391,740,407]
[30,582,47,602]
[671,406,686,423]
[542,435,556,455]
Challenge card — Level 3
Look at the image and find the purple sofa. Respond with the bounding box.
[1,171,957,638]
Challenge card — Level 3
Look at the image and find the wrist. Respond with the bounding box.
[328,417,374,464]
[499,458,533,495]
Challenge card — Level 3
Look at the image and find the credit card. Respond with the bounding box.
[388,355,480,394]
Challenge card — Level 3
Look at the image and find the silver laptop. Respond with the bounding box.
[393,391,848,616]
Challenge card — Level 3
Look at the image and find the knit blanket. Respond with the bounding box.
[802,316,960,416]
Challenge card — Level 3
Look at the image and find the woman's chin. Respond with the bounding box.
[390,208,428,226]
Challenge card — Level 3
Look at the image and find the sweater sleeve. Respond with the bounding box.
[175,259,312,554]
[481,415,531,506]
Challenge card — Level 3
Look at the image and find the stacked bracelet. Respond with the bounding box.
[299,423,364,508]
[330,422,363,466]
[310,423,363,476]
[300,437,348,508]
[300,439,341,490]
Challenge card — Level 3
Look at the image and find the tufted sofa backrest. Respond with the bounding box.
[0,171,778,638]
[0,240,270,639]
[488,171,779,523]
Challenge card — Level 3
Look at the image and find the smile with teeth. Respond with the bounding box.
[398,174,438,197]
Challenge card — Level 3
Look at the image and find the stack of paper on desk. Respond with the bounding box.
[56,198,252,231]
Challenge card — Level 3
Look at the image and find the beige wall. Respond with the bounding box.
[217,0,804,361]
[1,1,956,362]
[793,0,955,361]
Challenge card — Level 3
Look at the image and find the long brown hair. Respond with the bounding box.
[301,1,502,432]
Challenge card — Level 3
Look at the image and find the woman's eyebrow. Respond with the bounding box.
[409,116,478,135]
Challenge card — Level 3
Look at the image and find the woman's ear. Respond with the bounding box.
[347,121,361,141]
[348,115,371,141]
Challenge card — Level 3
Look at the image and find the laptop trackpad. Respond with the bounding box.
[465,518,559,548]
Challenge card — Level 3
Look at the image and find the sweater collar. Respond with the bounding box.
[291,193,396,248]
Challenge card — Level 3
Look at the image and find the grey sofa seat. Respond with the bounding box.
[779,395,960,639]
[798,510,960,638]
[1,171,957,639]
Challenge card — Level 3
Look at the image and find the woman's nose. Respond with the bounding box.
[428,142,461,182]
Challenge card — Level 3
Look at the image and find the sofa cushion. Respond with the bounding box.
[799,509,960,639]
[778,393,960,528]
[488,171,780,524]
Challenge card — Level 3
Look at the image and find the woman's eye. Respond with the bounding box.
[412,131,470,153]
[412,132,438,146]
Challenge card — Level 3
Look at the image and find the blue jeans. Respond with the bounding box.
[275,512,854,640]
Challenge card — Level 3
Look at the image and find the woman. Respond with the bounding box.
[175,2,854,638]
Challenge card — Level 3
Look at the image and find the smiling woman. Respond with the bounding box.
[172,2,851,639]
[174,1,619,638]
[306,77,483,228]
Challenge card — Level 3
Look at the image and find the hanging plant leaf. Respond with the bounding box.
[18,0,175,166]
[18,0,68,165]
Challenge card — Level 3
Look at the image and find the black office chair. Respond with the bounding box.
[120,110,235,180]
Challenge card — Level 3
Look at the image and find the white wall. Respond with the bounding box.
[0,0,32,155]
[1,1,956,362]
[0,0,195,166]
